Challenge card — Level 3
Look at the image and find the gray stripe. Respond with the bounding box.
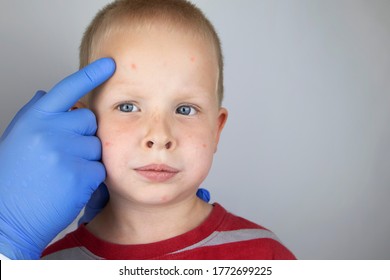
[41,246,102,260]
[172,229,280,254]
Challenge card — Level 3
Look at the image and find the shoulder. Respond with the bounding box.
[41,232,78,258]
[214,203,272,231]
[41,225,100,260]
[211,203,296,259]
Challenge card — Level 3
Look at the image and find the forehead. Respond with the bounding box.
[99,21,218,77]
[91,22,219,103]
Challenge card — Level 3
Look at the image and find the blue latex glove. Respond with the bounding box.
[78,183,110,226]
[0,58,116,259]
[196,188,211,203]
[79,185,211,226]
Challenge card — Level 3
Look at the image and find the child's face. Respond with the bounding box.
[90,24,227,207]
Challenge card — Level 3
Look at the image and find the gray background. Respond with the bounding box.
[1,0,389,259]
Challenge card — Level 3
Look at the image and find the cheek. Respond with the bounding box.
[186,126,218,154]
[178,119,219,152]
[181,128,212,151]
[100,137,126,174]
[97,118,138,147]
[103,141,112,148]
[97,122,137,170]
[181,130,215,174]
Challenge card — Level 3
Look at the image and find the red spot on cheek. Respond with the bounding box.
[202,144,207,148]
[104,141,112,147]
[190,56,195,62]
[131,63,137,70]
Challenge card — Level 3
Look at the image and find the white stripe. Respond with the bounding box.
[172,229,279,254]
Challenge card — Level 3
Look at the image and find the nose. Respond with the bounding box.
[142,113,176,150]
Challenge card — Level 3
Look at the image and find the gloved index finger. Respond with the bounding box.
[33,58,116,113]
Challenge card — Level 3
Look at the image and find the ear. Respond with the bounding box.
[69,101,87,111]
[214,107,228,153]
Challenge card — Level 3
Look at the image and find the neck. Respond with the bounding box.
[86,195,212,244]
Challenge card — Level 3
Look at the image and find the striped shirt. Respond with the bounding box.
[41,203,295,260]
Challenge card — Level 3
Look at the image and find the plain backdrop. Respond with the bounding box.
[1,0,389,259]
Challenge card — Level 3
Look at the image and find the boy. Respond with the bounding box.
[42,0,295,259]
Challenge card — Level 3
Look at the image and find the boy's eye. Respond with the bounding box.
[176,105,197,116]
[118,103,140,113]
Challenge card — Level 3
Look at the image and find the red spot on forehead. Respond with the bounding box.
[131,63,137,70]
[190,56,195,62]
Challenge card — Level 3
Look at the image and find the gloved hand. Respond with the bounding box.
[0,58,115,259]
[79,185,211,226]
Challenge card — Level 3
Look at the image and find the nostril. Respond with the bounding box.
[165,141,172,149]
[147,141,154,148]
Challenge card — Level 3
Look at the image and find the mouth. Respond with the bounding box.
[134,164,179,183]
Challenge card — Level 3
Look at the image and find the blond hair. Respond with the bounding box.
[79,0,224,106]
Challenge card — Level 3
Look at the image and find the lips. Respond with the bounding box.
[134,164,179,182]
